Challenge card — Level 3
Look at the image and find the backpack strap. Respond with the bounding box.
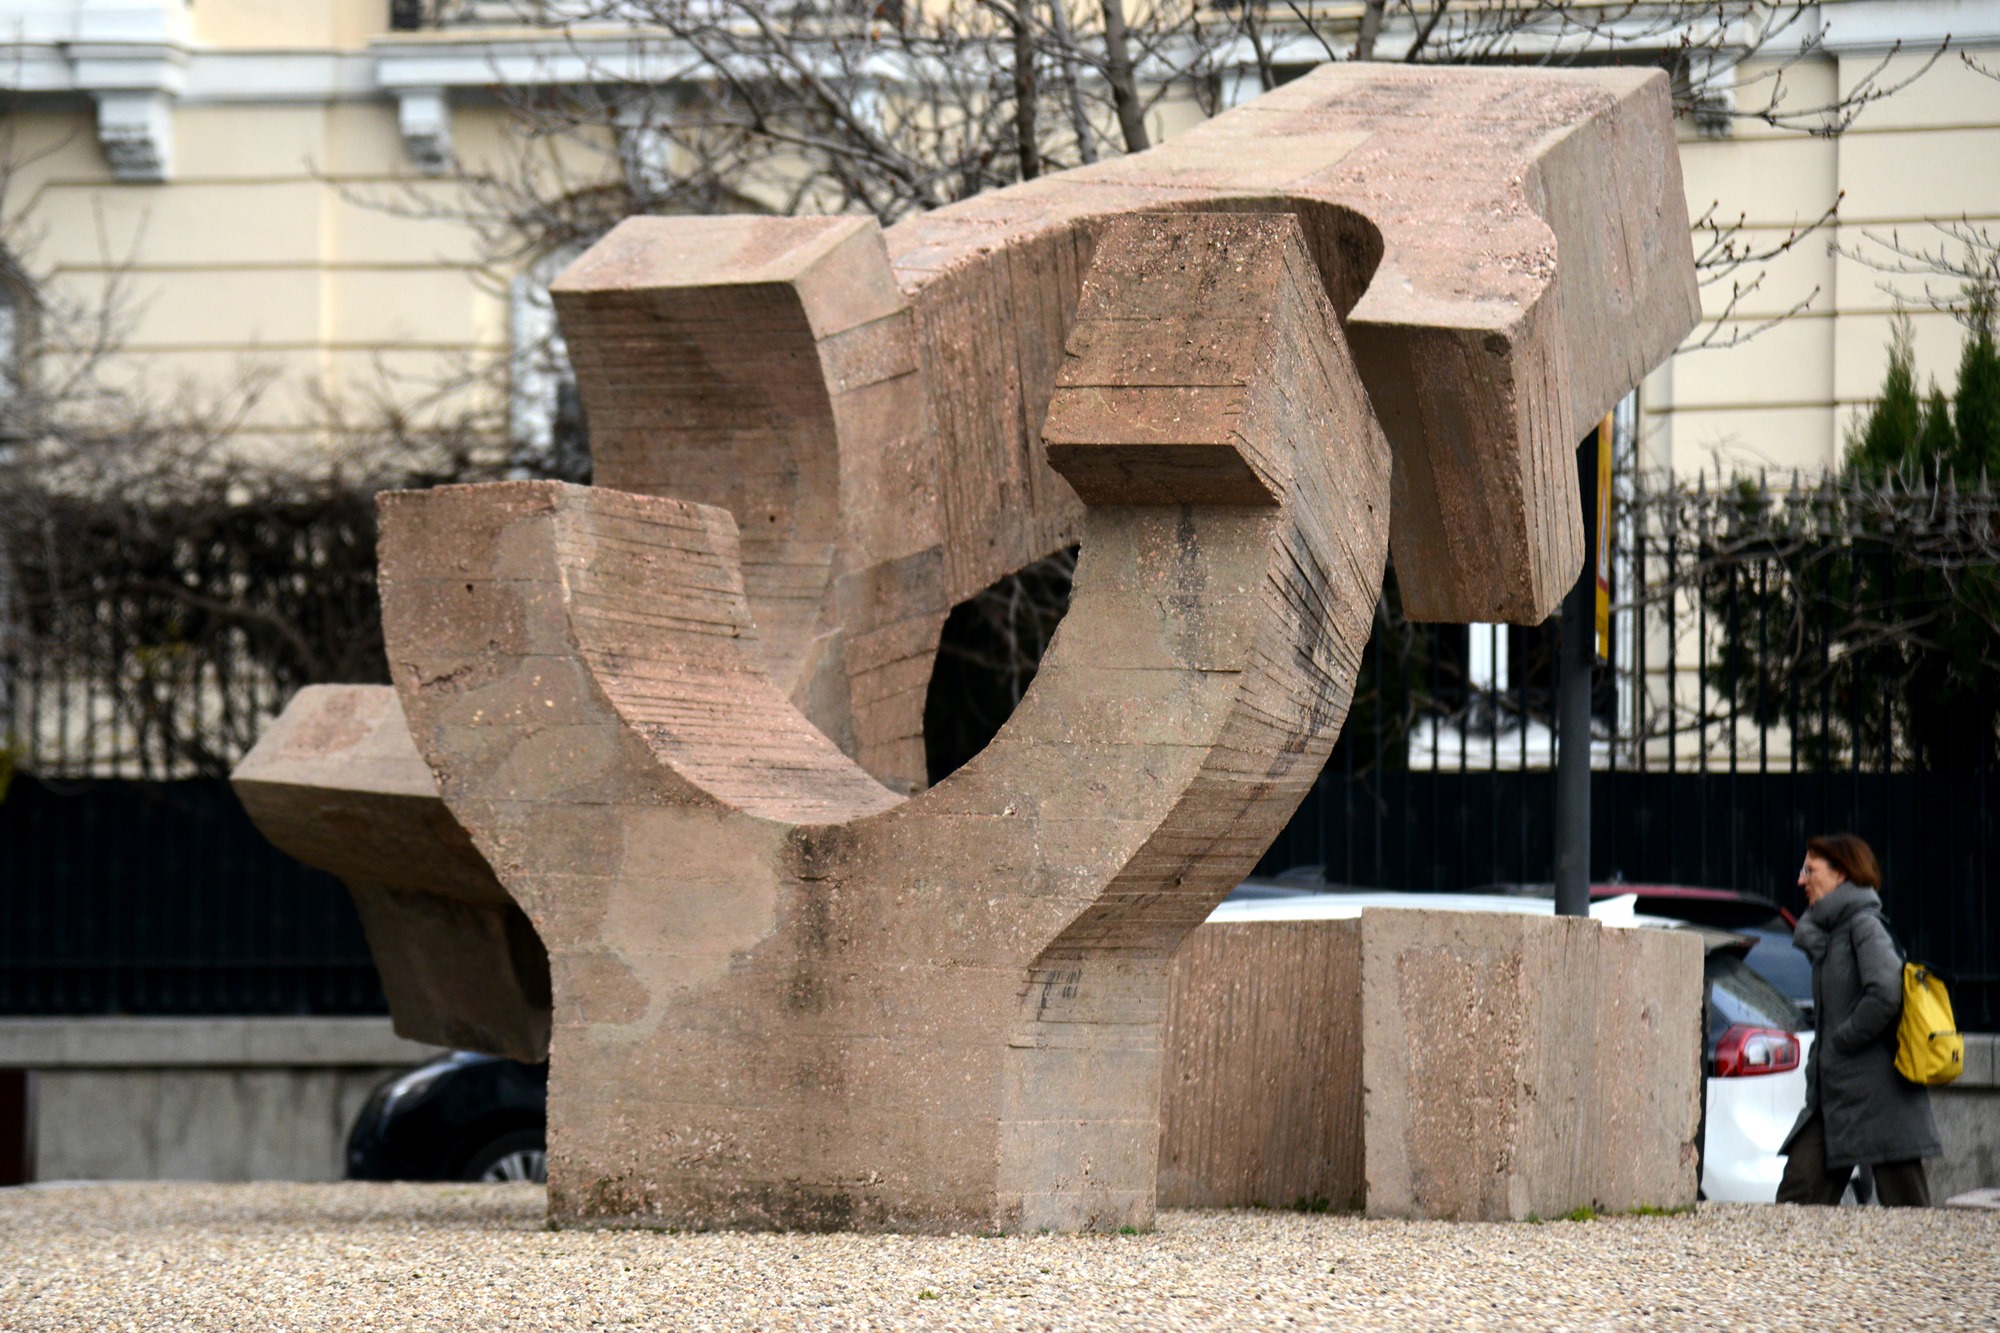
[1868,906,1907,964]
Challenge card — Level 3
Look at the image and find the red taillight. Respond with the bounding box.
[1713,1024,1801,1077]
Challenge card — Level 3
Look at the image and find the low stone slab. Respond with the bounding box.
[0,1017,440,1068]
[1161,911,1703,1221]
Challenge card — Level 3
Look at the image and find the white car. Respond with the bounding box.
[1698,950,1812,1202]
[1209,883,1811,1203]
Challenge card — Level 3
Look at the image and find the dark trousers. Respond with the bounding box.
[1778,1113,1931,1207]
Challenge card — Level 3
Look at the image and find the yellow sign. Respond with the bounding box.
[1594,412,1613,661]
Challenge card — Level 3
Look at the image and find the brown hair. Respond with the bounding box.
[1806,833,1881,889]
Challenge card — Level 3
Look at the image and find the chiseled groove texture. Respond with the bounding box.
[230,64,1696,1117]
[371,215,1389,1236]
[382,481,899,828]
[888,60,1698,625]
[553,216,943,795]
[1158,911,1701,1221]
[560,286,841,691]
[1027,217,1384,965]
[988,214,1386,1229]
[1158,920,1365,1211]
[967,219,1384,1232]
[891,226,1092,607]
[551,490,900,823]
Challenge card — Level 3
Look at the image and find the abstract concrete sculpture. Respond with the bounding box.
[234,63,1699,1231]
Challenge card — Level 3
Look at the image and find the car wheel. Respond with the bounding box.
[462,1130,547,1183]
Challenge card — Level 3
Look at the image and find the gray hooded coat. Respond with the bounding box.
[1781,881,1941,1168]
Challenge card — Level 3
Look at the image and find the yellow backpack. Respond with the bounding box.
[1896,960,1964,1086]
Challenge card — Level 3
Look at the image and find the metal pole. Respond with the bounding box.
[1555,431,1598,917]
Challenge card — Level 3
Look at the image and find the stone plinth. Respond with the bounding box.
[1159,920,1365,1212]
[1160,911,1702,1220]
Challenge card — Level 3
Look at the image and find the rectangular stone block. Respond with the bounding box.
[1160,910,1702,1221]
[1159,920,1364,1211]
[1362,911,1700,1220]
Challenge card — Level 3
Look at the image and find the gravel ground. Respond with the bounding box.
[2,1183,1995,1331]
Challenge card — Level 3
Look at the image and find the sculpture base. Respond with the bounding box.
[1161,910,1702,1221]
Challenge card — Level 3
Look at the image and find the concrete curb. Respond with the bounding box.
[1956,1033,1997,1087]
[0,1018,444,1068]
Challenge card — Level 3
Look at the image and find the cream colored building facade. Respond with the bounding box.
[1654,4,2000,479]
[2,1,537,455]
[3,0,1999,475]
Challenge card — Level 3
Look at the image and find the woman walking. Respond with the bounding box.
[1777,833,1940,1206]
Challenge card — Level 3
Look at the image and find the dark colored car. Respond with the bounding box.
[1601,887,1810,1018]
[1455,877,1814,1019]
[346,1051,549,1183]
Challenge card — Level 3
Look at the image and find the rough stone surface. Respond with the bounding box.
[1360,911,1702,1221]
[374,214,1389,1235]
[233,686,551,1062]
[6,1184,1998,1330]
[228,63,1699,1236]
[1158,920,1364,1212]
[890,61,1698,623]
[1160,913,1703,1221]
[552,216,945,794]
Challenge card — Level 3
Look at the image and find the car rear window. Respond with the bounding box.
[1706,952,1806,1039]
[1633,896,1788,931]
[1741,931,1814,1008]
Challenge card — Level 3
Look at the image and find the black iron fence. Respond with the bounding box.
[0,488,388,781]
[0,479,395,1012]
[2,472,1994,1024]
[0,773,382,1015]
[1260,473,2000,1028]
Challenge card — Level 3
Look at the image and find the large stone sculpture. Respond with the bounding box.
[234,63,1698,1232]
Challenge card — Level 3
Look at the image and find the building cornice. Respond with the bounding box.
[65,40,184,181]
[1811,0,2000,56]
[5,0,1998,181]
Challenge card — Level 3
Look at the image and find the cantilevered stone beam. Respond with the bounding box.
[231,685,550,1061]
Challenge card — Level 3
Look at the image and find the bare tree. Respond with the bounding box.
[327,0,1959,715]
[0,103,534,779]
[1840,220,2000,329]
[371,2,1950,366]
[6,3,1964,778]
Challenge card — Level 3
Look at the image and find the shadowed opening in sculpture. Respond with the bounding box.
[922,545,1078,784]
